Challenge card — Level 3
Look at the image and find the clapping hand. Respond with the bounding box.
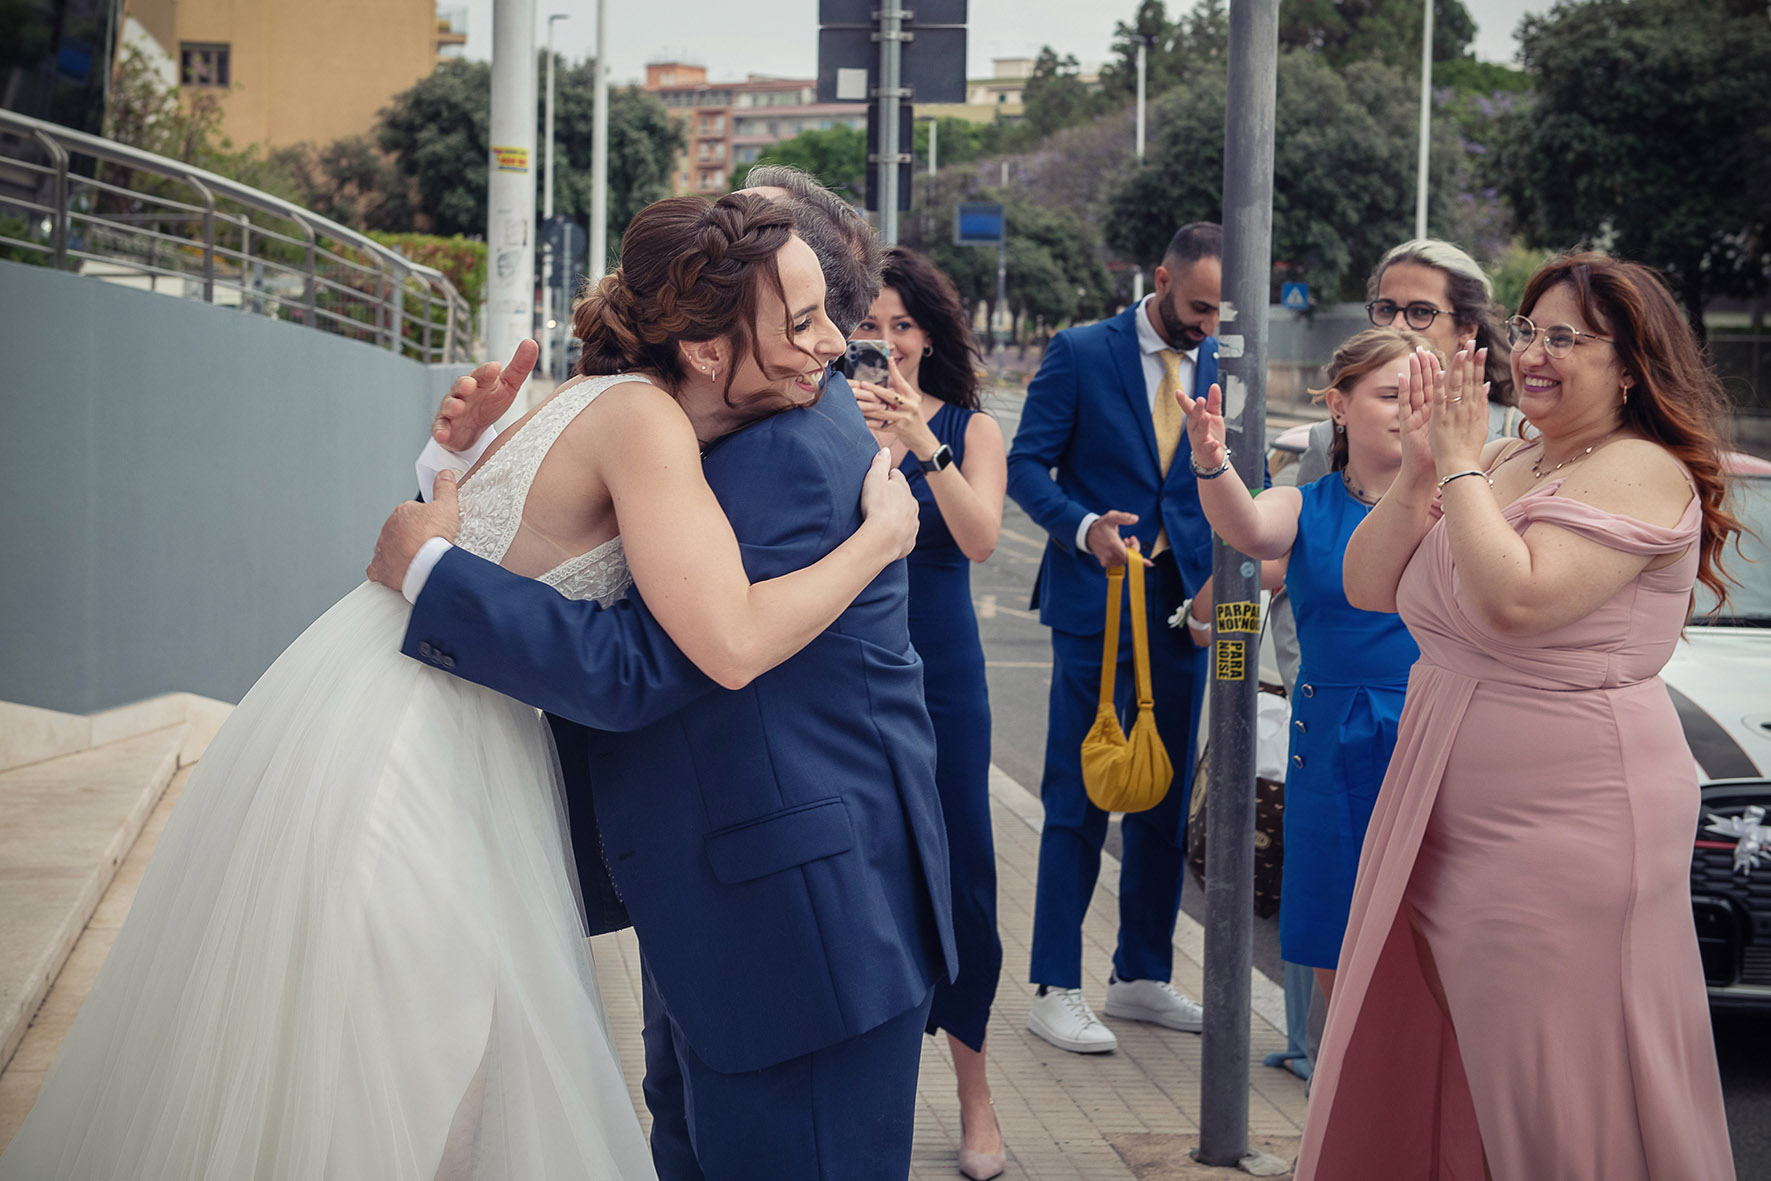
[1429,340,1489,477]
[1174,381,1227,473]
[858,446,920,561]
[1396,348,1439,487]
[432,339,538,451]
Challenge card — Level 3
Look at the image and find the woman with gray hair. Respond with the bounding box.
[1295,239,1517,487]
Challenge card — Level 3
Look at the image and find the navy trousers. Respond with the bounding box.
[1028,550,1207,989]
[641,960,932,1180]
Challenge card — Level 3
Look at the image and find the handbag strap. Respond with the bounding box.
[1096,563,1125,709]
[1126,552,1155,710]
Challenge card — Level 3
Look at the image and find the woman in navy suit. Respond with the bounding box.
[851,247,1008,1181]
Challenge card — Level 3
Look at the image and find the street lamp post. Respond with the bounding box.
[1415,0,1433,238]
[1133,32,1154,304]
[486,0,536,414]
[541,11,569,385]
[588,0,609,285]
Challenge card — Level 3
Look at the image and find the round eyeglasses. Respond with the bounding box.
[1505,315,1611,359]
[1365,299,1451,332]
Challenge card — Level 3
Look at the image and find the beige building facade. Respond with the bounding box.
[125,0,448,150]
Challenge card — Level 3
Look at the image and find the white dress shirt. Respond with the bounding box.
[402,425,499,604]
[1072,295,1198,553]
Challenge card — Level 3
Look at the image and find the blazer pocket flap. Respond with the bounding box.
[703,798,853,884]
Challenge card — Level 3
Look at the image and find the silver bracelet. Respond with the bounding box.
[1191,448,1233,480]
[1436,468,1493,489]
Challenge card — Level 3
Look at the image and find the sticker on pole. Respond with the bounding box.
[1214,638,1246,681]
[1215,600,1261,634]
[492,145,530,173]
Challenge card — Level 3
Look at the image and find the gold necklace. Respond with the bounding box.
[1531,440,1599,480]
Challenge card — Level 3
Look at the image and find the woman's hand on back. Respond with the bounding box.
[858,446,920,561]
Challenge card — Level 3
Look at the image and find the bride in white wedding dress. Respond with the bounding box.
[0,194,914,1180]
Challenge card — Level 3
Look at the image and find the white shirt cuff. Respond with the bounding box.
[416,425,498,502]
[1075,512,1100,554]
[402,536,455,605]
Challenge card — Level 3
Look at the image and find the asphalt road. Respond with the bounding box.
[974,383,1770,1174]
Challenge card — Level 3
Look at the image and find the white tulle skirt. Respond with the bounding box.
[0,583,656,1180]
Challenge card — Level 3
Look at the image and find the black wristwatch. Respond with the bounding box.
[921,444,954,473]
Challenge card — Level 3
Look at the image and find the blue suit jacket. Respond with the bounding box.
[1006,303,1221,634]
[403,378,955,1075]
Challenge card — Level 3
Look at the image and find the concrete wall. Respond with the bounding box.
[1,260,460,712]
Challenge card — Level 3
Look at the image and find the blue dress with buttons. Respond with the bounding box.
[1280,473,1419,970]
[903,401,1001,1050]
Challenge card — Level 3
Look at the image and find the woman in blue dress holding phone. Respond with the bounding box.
[850,247,1008,1181]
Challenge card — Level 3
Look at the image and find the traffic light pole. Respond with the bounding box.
[1196,0,1280,1171]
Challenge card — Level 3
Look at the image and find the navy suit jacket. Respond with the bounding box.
[403,377,956,1075]
[1006,303,1221,635]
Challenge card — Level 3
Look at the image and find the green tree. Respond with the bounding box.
[1097,0,1229,103]
[377,57,680,245]
[729,124,867,202]
[1495,0,1771,334]
[1278,0,1477,70]
[1105,52,1464,300]
[271,136,413,231]
[1021,46,1109,139]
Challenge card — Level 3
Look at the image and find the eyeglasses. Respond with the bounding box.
[1504,315,1611,359]
[1365,299,1452,331]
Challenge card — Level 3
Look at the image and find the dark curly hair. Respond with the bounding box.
[1517,252,1742,609]
[876,247,984,411]
[573,193,812,407]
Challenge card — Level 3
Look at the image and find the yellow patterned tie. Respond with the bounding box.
[1151,349,1188,557]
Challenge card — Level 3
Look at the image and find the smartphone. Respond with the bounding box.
[841,339,891,386]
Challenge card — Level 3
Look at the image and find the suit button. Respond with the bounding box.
[441,655,456,670]
[1293,719,1306,733]
[1292,754,1305,768]
[1300,683,1315,698]
[419,641,435,659]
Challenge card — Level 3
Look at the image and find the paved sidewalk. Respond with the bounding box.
[2,762,1306,1176]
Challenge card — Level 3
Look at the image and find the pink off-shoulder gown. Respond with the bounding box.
[1297,473,1735,1180]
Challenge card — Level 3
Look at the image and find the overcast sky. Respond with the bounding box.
[452,0,1553,85]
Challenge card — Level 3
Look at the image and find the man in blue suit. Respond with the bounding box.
[367,172,955,1180]
[1006,222,1223,1054]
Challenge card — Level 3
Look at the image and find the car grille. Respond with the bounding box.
[1692,793,1771,989]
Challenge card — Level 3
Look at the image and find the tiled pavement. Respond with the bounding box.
[3,761,1306,1177]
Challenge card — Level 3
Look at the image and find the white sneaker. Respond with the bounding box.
[1103,972,1204,1033]
[1027,987,1118,1053]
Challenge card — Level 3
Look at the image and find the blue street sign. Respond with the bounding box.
[1281,282,1309,311]
[954,202,1005,246]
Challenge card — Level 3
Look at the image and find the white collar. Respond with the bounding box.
[1135,294,1200,363]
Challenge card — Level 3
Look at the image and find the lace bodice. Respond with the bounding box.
[454,373,639,606]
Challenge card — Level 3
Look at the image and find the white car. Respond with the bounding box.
[1666,458,1771,1010]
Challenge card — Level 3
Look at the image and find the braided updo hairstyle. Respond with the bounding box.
[573,193,802,403]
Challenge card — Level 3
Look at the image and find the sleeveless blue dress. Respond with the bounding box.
[902,402,1000,1050]
[1280,473,1419,970]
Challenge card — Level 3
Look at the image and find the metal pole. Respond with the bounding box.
[1133,36,1148,304]
[589,0,609,286]
[487,0,536,409]
[1415,0,1433,239]
[1196,0,1278,1168]
[928,116,937,176]
[542,13,566,384]
[878,0,903,245]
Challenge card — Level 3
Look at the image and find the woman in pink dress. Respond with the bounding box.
[1297,253,1742,1180]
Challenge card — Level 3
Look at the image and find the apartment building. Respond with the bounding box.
[644,61,866,195]
[123,0,457,150]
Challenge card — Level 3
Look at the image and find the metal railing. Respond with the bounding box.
[0,109,475,365]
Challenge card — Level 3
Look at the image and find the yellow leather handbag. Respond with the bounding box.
[1080,550,1173,813]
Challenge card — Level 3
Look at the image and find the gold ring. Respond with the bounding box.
[1447,396,1464,403]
